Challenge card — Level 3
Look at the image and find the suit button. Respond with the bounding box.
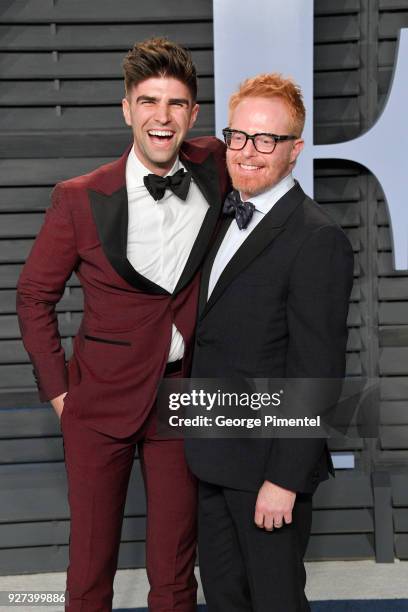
[196,338,203,347]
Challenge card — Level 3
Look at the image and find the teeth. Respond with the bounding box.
[148,130,173,137]
[239,164,261,170]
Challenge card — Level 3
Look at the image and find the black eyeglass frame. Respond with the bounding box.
[222,127,297,154]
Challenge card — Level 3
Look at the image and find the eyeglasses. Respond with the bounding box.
[222,128,297,154]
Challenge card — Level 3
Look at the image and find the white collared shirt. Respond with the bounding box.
[126,146,209,361]
[208,173,295,299]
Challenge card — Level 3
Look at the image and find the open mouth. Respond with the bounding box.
[148,130,175,145]
[238,163,263,172]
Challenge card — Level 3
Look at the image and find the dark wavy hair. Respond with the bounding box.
[123,37,197,101]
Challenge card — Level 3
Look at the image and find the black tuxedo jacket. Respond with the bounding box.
[185,182,354,493]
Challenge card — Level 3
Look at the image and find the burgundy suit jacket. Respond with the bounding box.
[17,137,228,438]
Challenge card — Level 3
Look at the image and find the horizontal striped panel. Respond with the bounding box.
[380,377,408,401]
[0,516,146,548]
[0,133,132,159]
[347,328,361,351]
[0,50,214,79]
[379,347,408,375]
[379,11,408,38]
[305,533,374,560]
[0,461,145,522]
[315,176,361,203]
[314,71,360,97]
[0,541,146,574]
[377,200,390,225]
[377,227,392,250]
[313,471,373,508]
[0,157,114,186]
[0,78,215,106]
[377,252,407,275]
[0,103,214,131]
[0,187,52,213]
[0,288,83,315]
[0,265,24,289]
[378,40,399,66]
[350,282,361,301]
[0,390,40,409]
[378,67,393,95]
[0,337,72,364]
[314,124,361,144]
[0,23,213,51]
[379,303,408,325]
[0,313,82,340]
[0,240,34,262]
[0,437,64,464]
[328,438,364,451]
[378,278,408,300]
[315,15,360,42]
[0,129,217,159]
[0,214,44,238]
[315,0,360,14]
[348,303,361,326]
[311,508,374,534]
[394,508,408,532]
[391,473,408,505]
[0,406,63,438]
[381,402,408,424]
[0,266,79,289]
[317,202,360,227]
[380,426,408,449]
[395,535,408,559]
[380,327,408,347]
[314,43,360,71]
[314,97,360,124]
[0,0,212,23]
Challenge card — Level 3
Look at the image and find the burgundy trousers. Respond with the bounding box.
[61,378,197,612]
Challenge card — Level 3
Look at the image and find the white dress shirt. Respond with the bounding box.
[208,173,295,299]
[126,146,209,361]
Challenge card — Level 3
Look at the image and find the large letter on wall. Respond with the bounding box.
[213,0,408,269]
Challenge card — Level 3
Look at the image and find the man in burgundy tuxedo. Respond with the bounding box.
[16,38,228,612]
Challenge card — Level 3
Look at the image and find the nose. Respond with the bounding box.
[154,102,171,124]
[241,137,257,157]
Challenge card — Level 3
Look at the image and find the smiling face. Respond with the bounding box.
[122,76,199,176]
[227,96,304,200]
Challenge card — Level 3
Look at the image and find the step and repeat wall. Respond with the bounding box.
[0,0,407,573]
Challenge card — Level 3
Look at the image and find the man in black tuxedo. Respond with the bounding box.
[185,74,354,611]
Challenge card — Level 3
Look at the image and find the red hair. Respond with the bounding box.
[229,73,305,136]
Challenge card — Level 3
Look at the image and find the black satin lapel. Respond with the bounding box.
[198,216,233,316]
[201,183,306,319]
[182,153,221,210]
[174,154,223,294]
[89,187,169,295]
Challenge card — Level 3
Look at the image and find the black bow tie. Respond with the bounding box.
[143,168,192,201]
[223,190,256,230]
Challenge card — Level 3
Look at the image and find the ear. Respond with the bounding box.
[290,138,304,165]
[188,103,200,129]
[122,97,132,127]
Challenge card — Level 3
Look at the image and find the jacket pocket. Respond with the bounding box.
[84,334,131,347]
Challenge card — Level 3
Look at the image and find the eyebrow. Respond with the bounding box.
[136,95,190,106]
[169,98,190,106]
[136,96,157,103]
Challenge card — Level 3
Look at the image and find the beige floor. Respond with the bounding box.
[0,561,407,611]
